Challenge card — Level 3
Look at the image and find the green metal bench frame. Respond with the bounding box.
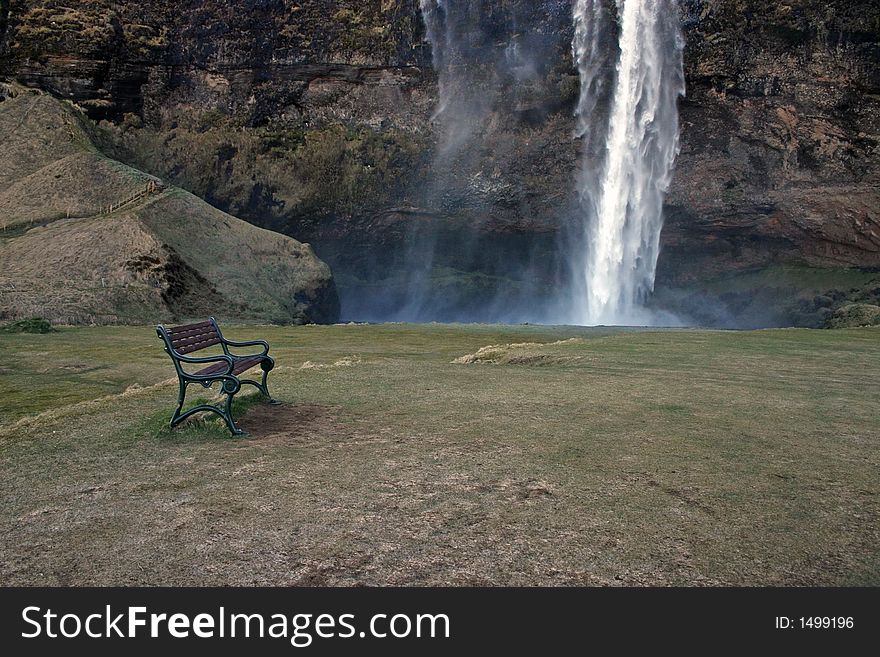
[156,317,280,435]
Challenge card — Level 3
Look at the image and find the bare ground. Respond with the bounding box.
[0,324,878,586]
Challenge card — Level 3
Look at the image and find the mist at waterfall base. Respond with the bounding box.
[341,0,572,325]
[339,1,687,328]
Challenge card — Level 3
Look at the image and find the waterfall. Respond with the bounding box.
[419,0,452,121]
[571,0,685,325]
[419,0,492,155]
[382,0,497,322]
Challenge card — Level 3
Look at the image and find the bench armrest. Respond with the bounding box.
[222,338,270,357]
[171,352,235,375]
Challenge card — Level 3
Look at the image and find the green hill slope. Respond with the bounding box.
[0,87,339,324]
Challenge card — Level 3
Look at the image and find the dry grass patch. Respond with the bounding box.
[453,338,587,365]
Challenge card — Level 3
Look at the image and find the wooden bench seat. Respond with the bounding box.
[195,354,266,377]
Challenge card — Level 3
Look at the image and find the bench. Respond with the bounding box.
[156,317,280,435]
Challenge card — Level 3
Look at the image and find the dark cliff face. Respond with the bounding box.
[1,0,878,325]
[0,2,9,47]
[666,0,880,281]
[0,1,429,119]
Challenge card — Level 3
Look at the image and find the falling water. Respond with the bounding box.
[380,0,500,322]
[419,0,452,121]
[571,0,685,325]
[418,0,494,155]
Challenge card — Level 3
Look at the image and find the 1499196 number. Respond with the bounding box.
[800,617,854,629]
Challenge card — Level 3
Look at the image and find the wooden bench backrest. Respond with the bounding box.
[162,319,222,354]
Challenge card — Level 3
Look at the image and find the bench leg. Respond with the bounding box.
[262,367,281,405]
[240,368,280,405]
[221,391,247,436]
[170,380,188,427]
[168,378,246,437]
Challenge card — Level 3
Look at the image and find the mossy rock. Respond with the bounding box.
[824,304,880,329]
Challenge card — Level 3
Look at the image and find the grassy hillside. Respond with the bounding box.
[0,89,149,230]
[0,323,877,585]
[0,86,339,324]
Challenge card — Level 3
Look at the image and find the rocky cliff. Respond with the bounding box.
[1,0,878,326]
[667,1,880,275]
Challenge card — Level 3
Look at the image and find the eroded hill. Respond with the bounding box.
[0,87,339,324]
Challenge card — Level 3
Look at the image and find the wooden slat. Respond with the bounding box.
[172,337,219,351]
[195,355,263,377]
[170,327,218,343]
[160,319,223,354]
[171,328,215,342]
[171,329,220,348]
[167,320,213,335]
[176,337,222,354]
[232,357,263,374]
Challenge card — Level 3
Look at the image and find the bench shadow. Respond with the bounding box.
[235,402,341,446]
[148,393,340,446]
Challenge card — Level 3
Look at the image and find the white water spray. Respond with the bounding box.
[419,0,493,155]
[419,0,452,121]
[571,0,685,325]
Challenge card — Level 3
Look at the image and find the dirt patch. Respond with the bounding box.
[238,403,344,446]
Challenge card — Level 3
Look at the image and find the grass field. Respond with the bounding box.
[0,323,878,585]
